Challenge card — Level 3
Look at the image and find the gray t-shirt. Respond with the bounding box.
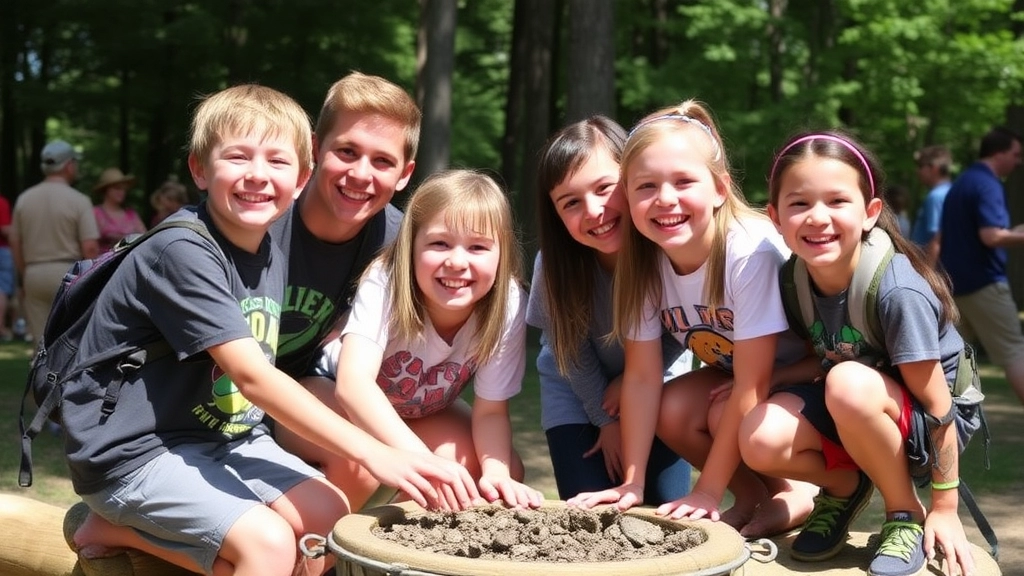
[808,253,963,381]
[526,252,692,431]
[63,205,285,494]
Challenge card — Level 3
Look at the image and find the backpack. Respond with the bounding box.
[779,227,998,559]
[18,219,218,488]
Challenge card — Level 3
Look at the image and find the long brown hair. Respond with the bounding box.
[768,130,959,326]
[535,116,626,374]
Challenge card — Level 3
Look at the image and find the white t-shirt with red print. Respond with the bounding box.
[325,263,527,419]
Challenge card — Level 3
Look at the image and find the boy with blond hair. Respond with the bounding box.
[68,84,471,576]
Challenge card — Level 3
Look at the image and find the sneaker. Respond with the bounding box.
[868,511,926,576]
[790,471,873,561]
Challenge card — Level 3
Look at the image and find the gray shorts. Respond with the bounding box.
[80,429,323,574]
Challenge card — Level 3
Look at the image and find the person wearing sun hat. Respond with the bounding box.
[10,139,100,344]
[92,167,146,253]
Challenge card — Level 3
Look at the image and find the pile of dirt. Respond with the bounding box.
[372,505,706,563]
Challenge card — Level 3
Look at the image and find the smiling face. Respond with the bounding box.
[304,111,415,242]
[550,145,626,260]
[413,210,500,333]
[623,131,726,273]
[769,156,881,293]
[189,130,305,251]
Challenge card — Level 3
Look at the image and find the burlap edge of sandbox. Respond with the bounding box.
[330,501,748,576]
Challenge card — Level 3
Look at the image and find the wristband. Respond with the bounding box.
[931,478,960,491]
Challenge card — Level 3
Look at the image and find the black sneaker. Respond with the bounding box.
[868,511,926,576]
[790,471,873,561]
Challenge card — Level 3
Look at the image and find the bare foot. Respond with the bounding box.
[739,483,817,539]
[73,510,130,558]
[719,501,757,532]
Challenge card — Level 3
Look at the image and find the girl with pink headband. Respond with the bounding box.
[568,100,817,539]
[746,131,979,576]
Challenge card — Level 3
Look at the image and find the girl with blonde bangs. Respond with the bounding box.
[527,116,694,504]
[571,101,816,539]
[309,169,542,512]
[385,170,521,365]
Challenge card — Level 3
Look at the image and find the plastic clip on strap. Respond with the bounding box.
[101,349,149,416]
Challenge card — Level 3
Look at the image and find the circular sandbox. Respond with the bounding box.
[327,501,750,576]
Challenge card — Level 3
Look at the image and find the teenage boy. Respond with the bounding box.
[272,71,415,378]
[67,84,473,576]
[272,73,483,511]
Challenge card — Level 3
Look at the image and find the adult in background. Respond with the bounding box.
[910,145,953,266]
[939,126,1024,405]
[92,167,146,253]
[149,176,191,227]
[10,140,99,344]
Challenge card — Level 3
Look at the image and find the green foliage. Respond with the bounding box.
[3,0,1022,218]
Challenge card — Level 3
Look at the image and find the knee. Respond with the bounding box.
[823,362,880,420]
[738,404,792,473]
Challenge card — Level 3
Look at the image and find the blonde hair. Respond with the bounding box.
[614,100,765,342]
[315,71,421,163]
[189,84,313,179]
[381,170,522,363]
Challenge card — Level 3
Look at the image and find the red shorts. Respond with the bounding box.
[821,385,913,470]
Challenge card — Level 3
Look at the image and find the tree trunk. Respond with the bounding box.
[0,0,20,197]
[1002,0,1024,300]
[500,0,529,195]
[565,0,615,123]
[416,0,458,181]
[516,0,556,253]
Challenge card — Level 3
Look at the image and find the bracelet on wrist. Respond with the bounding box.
[931,478,960,491]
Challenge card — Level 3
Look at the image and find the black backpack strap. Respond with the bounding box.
[18,364,62,487]
[100,340,173,416]
[779,256,809,340]
[958,480,999,559]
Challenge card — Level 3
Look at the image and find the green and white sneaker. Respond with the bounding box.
[790,471,874,562]
[868,511,926,576]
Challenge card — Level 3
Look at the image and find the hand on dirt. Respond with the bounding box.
[566,482,643,511]
[373,449,480,510]
[656,490,721,522]
[582,421,623,482]
[924,508,976,576]
[478,475,544,509]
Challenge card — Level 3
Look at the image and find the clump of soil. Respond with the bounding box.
[372,505,706,563]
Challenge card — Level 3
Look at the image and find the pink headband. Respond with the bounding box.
[770,134,876,198]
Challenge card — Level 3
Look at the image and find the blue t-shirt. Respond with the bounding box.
[939,162,1009,295]
[910,181,950,246]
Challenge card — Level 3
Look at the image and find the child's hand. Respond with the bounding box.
[566,482,643,512]
[601,376,623,418]
[582,421,623,482]
[478,474,544,509]
[924,509,976,576]
[370,448,480,510]
[656,490,721,521]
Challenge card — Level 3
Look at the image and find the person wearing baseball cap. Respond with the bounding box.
[40,139,82,172]
[10,139,99,345]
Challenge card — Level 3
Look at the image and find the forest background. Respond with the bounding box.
[2,0,1024,277]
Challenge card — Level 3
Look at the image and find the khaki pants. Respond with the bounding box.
[23,261,74,339]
